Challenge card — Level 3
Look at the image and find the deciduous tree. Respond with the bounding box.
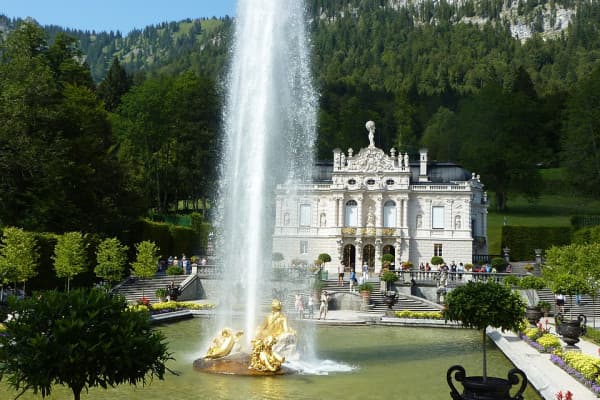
[94,237,128,287]
[53,232,88,292]
[0,288,171,400]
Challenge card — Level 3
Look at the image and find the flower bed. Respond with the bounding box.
[550,351,600,396]
[395,310,443,319]
[520,321,559,353]
[130,301,215,314]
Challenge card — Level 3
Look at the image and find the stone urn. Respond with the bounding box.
[447,365,527,400]
[525,306,543,326]
[555,313,587,346]
[383,291,398,309]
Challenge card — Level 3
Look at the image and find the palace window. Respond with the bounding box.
[383,200,396,228]
[300,240,308,254]
[345,200,358,227]
[432,206,444,229]
[299,204,311,226]
[386,179,395,185]
[348,179,356,185]
[366,179,375,185]
[434,243,443,257]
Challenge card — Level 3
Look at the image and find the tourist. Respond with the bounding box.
[555,293,565,314]
[307,295,314,319]
[319,290,329,320]
[505,263,512,273]
[295,293,304,319]
[457,262,464,280]
[450,261,457,281]
[349,268,357,292]
[425,262,431,279]
[419,262,425,279]
[337,264,345,286]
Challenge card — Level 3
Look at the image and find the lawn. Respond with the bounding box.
[486,192,600,254]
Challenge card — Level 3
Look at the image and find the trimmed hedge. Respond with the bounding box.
[572,225,600,244]
[501,226,571,261]
[571,215,600,230]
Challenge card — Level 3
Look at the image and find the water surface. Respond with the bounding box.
[0,318,542,399]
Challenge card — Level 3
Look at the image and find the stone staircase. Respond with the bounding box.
[536,288,600,323]
[113,275,189,304]
[320,279,441,313]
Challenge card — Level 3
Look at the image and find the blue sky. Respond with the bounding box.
[0,0,237,34]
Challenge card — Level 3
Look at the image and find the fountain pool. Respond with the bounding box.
[0,318,541,399]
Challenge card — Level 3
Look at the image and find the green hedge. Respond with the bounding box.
[170,225,199,256]
[502,226,571,261]
[572,225,600,244]
[128,219,206,258]
[571,215,600,230]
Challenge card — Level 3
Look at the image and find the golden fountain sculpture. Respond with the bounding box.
[195,299,297,375]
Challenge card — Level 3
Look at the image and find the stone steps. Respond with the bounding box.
[113,275,189,304]
[320,279,441,313]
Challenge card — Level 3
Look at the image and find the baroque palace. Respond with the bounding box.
[272,121,488,275]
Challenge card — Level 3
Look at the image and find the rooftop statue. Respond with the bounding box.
[366,120,376,148]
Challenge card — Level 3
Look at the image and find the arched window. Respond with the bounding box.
[345,200,358,227]
[383,200,396,228]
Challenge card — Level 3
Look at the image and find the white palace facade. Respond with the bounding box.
[272,121,489,276]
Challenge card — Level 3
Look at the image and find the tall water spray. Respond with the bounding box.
[216,0,317,341]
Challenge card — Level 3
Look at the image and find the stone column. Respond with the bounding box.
[375,239,382,273]
[394,241,402,267]
[337,196,344,227]
[375,195,383,228]
[355,238,363,272]
[356,195,364,227]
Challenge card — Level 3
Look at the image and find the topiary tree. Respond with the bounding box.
[94,237,128,288]
[490,256,507,272]
[317,253,331,267]
[131,241,159,299]
[0,227,39,296]
[0,288,171,400]
[381,253,394,268]
[53,232,88,292]
[443,281,525,381]
[431,256,444,267]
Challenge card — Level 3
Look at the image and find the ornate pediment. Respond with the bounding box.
[345,147,395,173]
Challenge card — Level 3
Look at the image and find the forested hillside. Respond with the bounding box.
[1,0,600,234]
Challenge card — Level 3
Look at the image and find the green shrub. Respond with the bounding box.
[503,275,519,287]
[502,226,571,261]
[490,257,507,271]
[431,256,444,266]
[166,266,183,275]
[518,276,546,290]
[357,282,374,292]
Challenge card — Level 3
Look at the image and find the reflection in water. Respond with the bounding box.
[0,318,542,399]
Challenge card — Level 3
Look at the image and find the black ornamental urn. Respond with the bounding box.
[447,365,527,400]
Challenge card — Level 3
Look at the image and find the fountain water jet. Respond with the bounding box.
[208,0,317,366]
